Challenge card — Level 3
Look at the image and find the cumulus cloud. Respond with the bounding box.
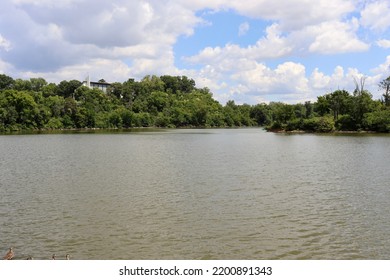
[186,23,292,66]
[0,58,13,74]
[228,0,355,30]
[360,1,390,31]
[0,34,12,51]
[307,19,369,54]
[0,0,389,104]
[377,39,390,48]
[238,22,250,36]
[1,0,202,75]
[216,61,312,103]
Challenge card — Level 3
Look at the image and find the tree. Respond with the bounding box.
[44,95,65,118]
[13,79,32,91]
[293,103,306,119]
[304,101,314,118]
[42,83,58,97]
[30,77,47,92]
[139,75,164,94]
[57,80,82,98]
[107,82,123,99]
[269,102,294,124]
[363,110,390,132]
[0,90,39,129]
[351,90,375,128]
[160,75,180,94]
[178,76,196,93]
[146,91,169,113]
[379,76,390,106]
[315,95,330,116]
[121,78,136,107]
[160,75,196,94]
[327,90,351,121]
[250,103,271,125]
[0,74,14,90]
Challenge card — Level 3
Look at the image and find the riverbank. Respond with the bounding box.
[268,129,381,134]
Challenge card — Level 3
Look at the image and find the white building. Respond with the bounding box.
[82,76,111,93]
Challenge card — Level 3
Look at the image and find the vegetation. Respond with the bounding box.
[1,73,390,132]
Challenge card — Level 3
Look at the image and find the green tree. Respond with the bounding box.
[107,82,123,99]
[121,78,136,107]
[269,102,294,125]
[30,77,47,92]
[57,80,82,98]
[139,75,164,95]
[363,110,390,132]
[351,90,375,129]
[327,90,351,121]
[0,90,39,129]
[250,103,271,125]
[42,83,58,97]
[304,101,314,118]
[160,75,180,94]
[315,95,329,116]
[0,74,14,90]
[146,91,169,114]
[13,79,32,91]
[44,95,65,118]
[379,76,390,106]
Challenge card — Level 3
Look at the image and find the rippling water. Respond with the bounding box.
[1,129,390,259]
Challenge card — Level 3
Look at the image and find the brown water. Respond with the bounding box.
[1,129,390,259]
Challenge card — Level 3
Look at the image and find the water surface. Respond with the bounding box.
[1,129,390,259]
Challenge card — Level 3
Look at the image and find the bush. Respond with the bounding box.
[286,118,304,131]
[266,121,285,131]
[133,112,152,127]
[335,114,356,131]
[45,117,63,129]
[155,112,171,127]
[316,116,335,132]
[363,110,390,132]
[302,116,334,132]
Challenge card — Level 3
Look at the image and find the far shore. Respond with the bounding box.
[270,129,381,134]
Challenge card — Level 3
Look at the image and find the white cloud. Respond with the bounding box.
[307,19,369,54]
[0,34,12,51]
[310,68,332,89]
[370,55,390,82]
[238,22,250,36]
[12,0,74,7]
[186,23,292,68]
[1,0,388,104]
[229,0,355,30]
[377,39,390,48]
[309,66,352,93]
[360,1,390,31]
[21,58,132,83]
[0,58,14,74]
[223,61,312,103]
[187,16,368,75]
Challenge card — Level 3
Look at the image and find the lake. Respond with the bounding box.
[1,128,390,259]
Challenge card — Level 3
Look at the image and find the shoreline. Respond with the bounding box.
[269,129,380,134]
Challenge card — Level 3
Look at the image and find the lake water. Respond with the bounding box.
[1,128,390,260]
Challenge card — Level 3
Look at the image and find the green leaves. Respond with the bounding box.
[2,74,390,133]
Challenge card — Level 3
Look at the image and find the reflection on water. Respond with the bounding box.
[1,129,390,259]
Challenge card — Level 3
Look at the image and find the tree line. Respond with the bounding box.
[1,74,390,132]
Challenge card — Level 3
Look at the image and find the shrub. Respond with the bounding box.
[362,110,390,132]
[302,116,334,132]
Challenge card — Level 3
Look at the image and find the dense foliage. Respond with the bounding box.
[1,73,390,132]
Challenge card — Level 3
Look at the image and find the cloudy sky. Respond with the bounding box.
[1,0,390,104]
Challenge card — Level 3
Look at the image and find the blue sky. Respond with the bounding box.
[1,0,390,104]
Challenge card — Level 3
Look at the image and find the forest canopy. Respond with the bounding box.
[1,73,390,132]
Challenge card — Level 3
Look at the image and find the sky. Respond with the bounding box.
[1,0,390,104]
